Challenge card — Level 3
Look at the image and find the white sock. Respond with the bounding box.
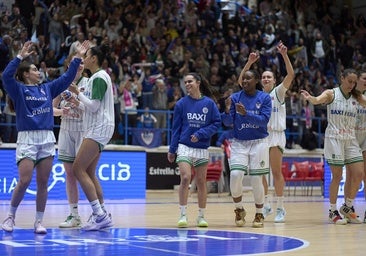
[198,208,205,217]
[234,202,243,209]
[9,206,17,217]
[345,198,353,208]
[35,211,44,222]
[256,207,263,214]
[330,204,337,212]
[179,205,187,216]
[90,199,104,216]
[276,196,284,209]
[70,203,79,216]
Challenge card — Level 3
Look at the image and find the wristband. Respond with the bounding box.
[17,55,23,60]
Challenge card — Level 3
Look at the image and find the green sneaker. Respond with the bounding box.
[197,216,208,227]
[178,215,188,228]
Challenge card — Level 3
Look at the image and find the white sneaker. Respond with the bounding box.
[339,204,362,224]
[34,221,47,234]
[263,205,273,218]
[2,216,15,232]
[59,215,82,228]
[274,208,286,223]
[82,212,112,231]
[178,215,188,228]
[196,216,208,227]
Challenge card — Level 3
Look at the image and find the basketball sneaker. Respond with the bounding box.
[252,213,264,228]
[263,205,273,218]
[177,215,188,228]
[339,204,362,224]
[196,216,208,228]
[82,212,113,231]
[34,220,47,234]
[328,210,347,225]
[59,215,82,228]
[234,208,246,227]
[274,208,286,223]
[364,210,366,223]
[2,216,15,232]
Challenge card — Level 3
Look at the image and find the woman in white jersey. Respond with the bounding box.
[301,69,366,225]
[344,69,366,222]
[53,54,88,228]
[68,44,114,231]
[239,42,294,223]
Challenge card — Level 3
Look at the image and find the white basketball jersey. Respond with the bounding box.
[268,83,287,131]
[326,87,358,140]
[83,70,115,137]
[60,77,88,131]
[355,91,366,134]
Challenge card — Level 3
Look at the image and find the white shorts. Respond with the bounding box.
[84,126,114,147]
[16,142,55,165]
[229,138,270,175]
[267,130,286,150]
[356,132,366,152]
[324,137,363,165]
[58,128,84,162]
[176,144,209,167]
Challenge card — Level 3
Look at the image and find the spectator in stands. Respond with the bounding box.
[152,78,168,143]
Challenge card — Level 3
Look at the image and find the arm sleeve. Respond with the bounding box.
[78,93,100,113]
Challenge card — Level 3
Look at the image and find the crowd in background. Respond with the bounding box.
[0,0,365,147]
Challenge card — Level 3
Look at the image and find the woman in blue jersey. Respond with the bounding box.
[301,69,366,225]
[222,68,272,228]
[240,42,295,223]
[168,73,221,228]
[1,41,86,234]
[68,44,114,231]
[53,54,88,228]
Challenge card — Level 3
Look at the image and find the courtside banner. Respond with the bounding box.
[0,149,146,200]
[146,152,180,189]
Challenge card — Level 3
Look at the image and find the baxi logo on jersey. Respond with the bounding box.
[0,149,147,200]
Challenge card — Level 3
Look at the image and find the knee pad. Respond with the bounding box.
[230,170,245,198]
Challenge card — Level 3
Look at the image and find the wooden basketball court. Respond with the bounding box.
[1,189,365,255]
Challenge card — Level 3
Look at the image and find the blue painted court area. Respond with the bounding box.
[0,228,308,256]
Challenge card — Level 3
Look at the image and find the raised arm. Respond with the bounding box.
[277,42,295,90]
[238,52,259,87]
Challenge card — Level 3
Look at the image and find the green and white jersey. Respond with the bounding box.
[268,83,287,131]
[60,76,88,131]
[355,91,366,134]
[83,69,115,138]
[326,87,358,140]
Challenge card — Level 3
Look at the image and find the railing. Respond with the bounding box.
[0,108,327,148]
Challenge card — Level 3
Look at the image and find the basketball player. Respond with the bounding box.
[167,73,221,228]
[53,54,88,228]
[301,69,366,225]
[222,68,272,228]
[1,41,86,234]
[240,42,295,223]
[67,44,114,231]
